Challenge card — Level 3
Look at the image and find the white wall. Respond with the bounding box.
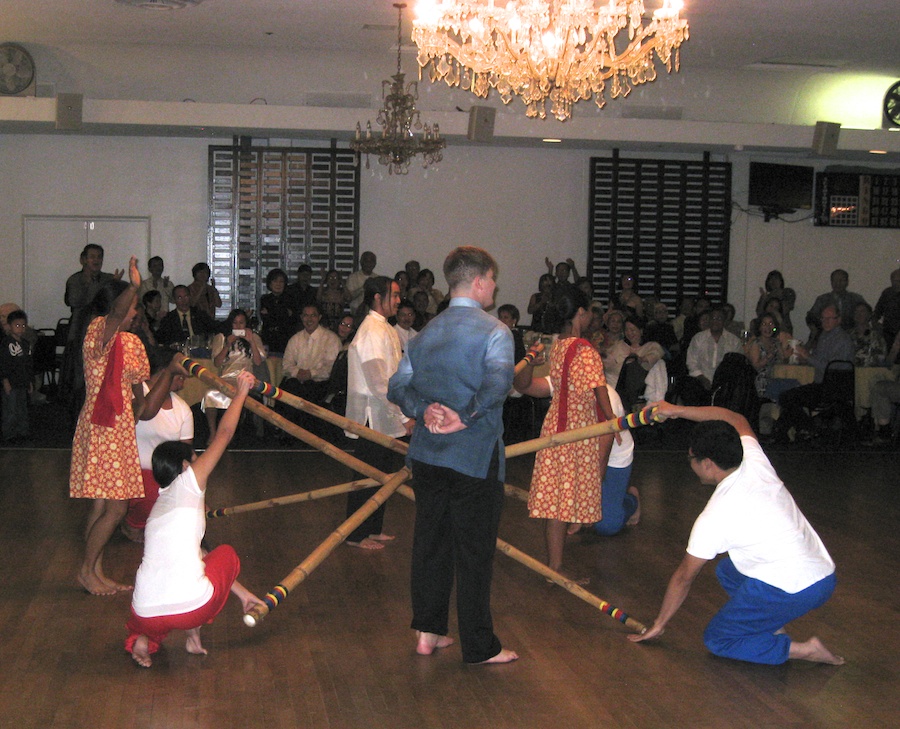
[1,133,898,333]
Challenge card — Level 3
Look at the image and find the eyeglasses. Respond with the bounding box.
[339,321,354,329]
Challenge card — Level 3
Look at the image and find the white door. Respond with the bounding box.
[23,216,150,330]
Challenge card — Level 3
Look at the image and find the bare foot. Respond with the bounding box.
[474,649,519,665]
[78,572,117,596]
[130,635,152,668]
[789,636,844,665]
[626,486,641,526]
[416,631,455,656]
[566,522,582,536]
[368,533,395,542]
[185,628,208,656]
[346,537,385,550]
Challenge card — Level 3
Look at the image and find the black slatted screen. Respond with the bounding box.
[208,145,360,317]
[588,154,732,310]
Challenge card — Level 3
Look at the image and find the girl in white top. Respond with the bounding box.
[126,370,264,668]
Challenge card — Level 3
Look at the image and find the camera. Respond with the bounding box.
[232,329,246,338]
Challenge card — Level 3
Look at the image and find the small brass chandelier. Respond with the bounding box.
[352,3,446,175]
[411,0,690,122]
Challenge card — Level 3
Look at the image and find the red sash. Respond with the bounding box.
[555,338,602,433]
[91,333,125,427]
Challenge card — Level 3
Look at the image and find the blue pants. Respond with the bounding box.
[592,464,637,536]
[703,556,836,664]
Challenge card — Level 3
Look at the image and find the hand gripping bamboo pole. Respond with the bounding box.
[395,484,646,634]
[243,467,410,627]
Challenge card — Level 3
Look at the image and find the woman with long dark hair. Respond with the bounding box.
[522,289,617,584]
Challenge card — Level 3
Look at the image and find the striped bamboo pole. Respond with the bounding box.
[243,467,410,627]
[207,478,380,519]
[395,484,646,634]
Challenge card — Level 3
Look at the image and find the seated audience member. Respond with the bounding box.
[187,262,222,319]
[284,264,318,314]
[497,304,526,363]
[672,296,694,342]
[527,273,556,333]
[125,371,265,669]
[597,309,630,387]
[755,270,796,335]
[680,296,712,351]
[411,290,432,331]
[322,314,355,414]
[873,268,900,352]
[259,268,295,355]
[156,285,218,348]
[623,316,668,404]
[394,270,410,300]
[408,269,444,316]
[630,402,844,667]
[141,290,164,335]
[849,302,886,367]
[745,313,795,402]
[344,251,379,315]
[807,269,867,331]
[403,259,421,292]
[281,303,342,407]
[645,301,680,357]
[393,300,417,355]
[202,309,266,441]
[0,309,33,442]
[610,273,644,318]
[137,256,176,313]
[774,305,855,442]
[317,268,347,327]
[122,347,194,543]
[869,333,900,442]
[682,307,743,405]
[722,303,745,339]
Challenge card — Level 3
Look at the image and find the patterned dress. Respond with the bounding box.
[69,317,149,500]
[528,337,607,523]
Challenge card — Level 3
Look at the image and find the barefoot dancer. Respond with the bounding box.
[70,258,149,596]
[388,247,518,664]
[629,402,844,666]
[125,371,264,668]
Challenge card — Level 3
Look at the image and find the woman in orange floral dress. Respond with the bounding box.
[70,257,150,595]
[525,289,617,585]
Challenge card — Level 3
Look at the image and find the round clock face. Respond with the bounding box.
[885,81,900,127]
[0,43,35,95]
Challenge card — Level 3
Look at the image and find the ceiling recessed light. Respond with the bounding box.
[543,138,562,143]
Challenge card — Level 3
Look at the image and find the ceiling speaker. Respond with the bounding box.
[812,121,840,156]
[467,106,496,143]
[56,93,83,131]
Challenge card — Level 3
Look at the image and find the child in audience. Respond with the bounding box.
[0,309,33,441]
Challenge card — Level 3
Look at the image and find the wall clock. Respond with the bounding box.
[0,43,35,96]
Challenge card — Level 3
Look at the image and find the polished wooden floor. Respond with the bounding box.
[0,442,897,729]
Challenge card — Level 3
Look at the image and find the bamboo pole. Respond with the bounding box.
[179,356,408,455]
[179,357,389,483]
[243,467,411,627]
[395,484,646,634]
[504,406,660,459]
[207,478,381,519]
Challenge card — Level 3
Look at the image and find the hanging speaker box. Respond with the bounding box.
[467,106,496,143]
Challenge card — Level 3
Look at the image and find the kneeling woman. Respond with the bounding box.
[125,370,264,668]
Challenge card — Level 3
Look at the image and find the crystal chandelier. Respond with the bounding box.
[352,3,447,175]
[411,0,690,122]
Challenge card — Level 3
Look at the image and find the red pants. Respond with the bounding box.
[124,545,240,655]
[124,469,158,530]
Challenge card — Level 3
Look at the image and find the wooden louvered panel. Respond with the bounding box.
[208,146,360,317]
[589,156,731,310]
